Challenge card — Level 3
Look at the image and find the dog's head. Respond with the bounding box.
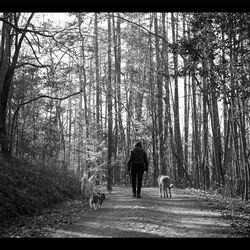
[81,174,89,183]
[98,192,105,199]
[89,174,100,185]
[170,184,174,188]
[97,192,105,204]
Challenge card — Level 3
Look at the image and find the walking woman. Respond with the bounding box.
[127,142,148,198]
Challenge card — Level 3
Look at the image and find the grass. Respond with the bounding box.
[0,154,81,225]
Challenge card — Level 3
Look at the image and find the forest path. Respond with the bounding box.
[50,186,243,238]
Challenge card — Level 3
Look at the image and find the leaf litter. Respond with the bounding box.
[0,199,88,237]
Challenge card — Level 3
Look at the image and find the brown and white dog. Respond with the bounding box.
[89,192,106,210]
[158,175,173,198]
[81,173,106,209]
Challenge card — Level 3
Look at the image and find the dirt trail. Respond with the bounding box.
[50,186,243,238]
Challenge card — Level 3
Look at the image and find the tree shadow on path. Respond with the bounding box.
[51,186,244,238]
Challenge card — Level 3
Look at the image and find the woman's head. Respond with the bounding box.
[135,141,142,148]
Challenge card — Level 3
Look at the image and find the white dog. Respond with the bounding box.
[81,174,98,201]
[158,175,173,198]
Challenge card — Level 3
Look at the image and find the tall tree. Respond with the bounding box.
[162,12,171,176]
[148,14,158,186]
[107,14,113,190]
[95,13,101,138]
[154,13,165,176]
[182,13,190,181]
[171,13,185,183]
[116,14,126,156]
[207,27,224,187]
[0,13,34,155]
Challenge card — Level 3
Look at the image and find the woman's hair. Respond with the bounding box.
[135,142,142,147]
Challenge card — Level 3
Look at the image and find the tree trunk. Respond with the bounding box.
[183,14,190,178]
[171,13,185,183]
[116,14,126,159]
[0,13,34,155]
[154,13,165,176]
[191,72,200,188]
[201,57,210,189]
[95,13,101,138]
[162,13,172,177]
[107,15,113,190]
[210,72,224,188]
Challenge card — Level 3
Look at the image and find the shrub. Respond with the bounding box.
[0,155,81,224]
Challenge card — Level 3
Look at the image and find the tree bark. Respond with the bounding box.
[95,13,101,138]
[171,13,185,183]
[0,13,34,155]
[107,15,113,190]
[154,13,165,176]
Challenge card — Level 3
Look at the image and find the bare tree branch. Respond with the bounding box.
[15,62,52,69]
[23,34,48,69]
[0,15,55,38]
[17,89,83,108]
[9,89,83,152]
[107,13,172,46]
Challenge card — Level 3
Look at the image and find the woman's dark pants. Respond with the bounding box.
[131,165,144,197]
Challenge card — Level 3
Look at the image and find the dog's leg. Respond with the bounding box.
[89,199,93,209]
[159,184,162,198]
[158,177,161,198]
[169,187,171,198]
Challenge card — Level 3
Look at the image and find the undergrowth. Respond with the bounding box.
[0,154,81,225]
[184,187,250,236]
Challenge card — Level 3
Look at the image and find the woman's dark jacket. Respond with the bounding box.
[128,146,148,172]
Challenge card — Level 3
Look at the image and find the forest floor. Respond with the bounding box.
[1,186,250,238]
